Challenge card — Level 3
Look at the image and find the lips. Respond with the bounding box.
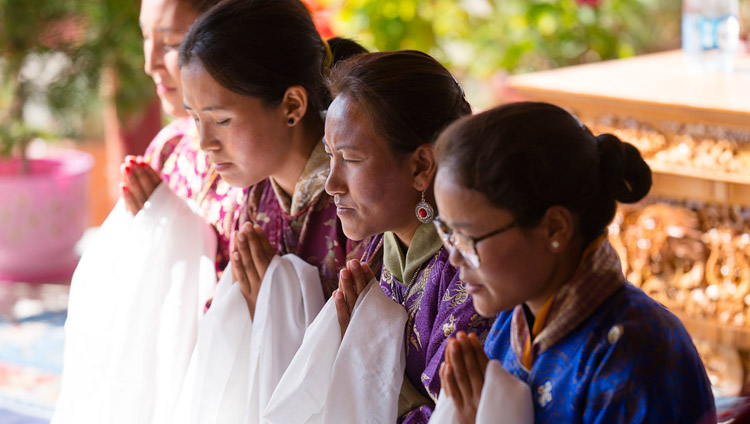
[213,162,232,172]
[156,83,176,95]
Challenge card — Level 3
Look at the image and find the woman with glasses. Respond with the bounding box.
[433,102,715,423]
[322,51,494,423]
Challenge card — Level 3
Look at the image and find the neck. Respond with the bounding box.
[392,218,422,250]
[271,117,322,196]
[526,237,585,316]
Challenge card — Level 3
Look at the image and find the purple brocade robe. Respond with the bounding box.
[363,234,495,423]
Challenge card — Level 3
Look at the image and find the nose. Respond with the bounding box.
[447,244,465,269]
[198,123,220,152]
[325,160,345,196]
[143,38,162,76]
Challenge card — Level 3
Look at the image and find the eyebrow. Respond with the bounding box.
[138,22,185,34]
[182,104,226,112]
[445,220,474,231]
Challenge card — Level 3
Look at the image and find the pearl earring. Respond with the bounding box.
[551,240,560,249]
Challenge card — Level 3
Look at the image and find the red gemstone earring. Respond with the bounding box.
[415,190,434,224]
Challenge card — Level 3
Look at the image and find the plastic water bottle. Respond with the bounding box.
[682,0,740,72]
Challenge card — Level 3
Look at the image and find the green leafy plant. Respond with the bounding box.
[331,0,681,77]
[0,0,152,171]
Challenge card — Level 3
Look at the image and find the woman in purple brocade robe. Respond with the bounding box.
[323,51,495,423]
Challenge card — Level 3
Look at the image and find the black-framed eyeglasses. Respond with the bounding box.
[433,215,517,269]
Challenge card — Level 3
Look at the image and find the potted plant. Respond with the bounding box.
[0,0,156,282]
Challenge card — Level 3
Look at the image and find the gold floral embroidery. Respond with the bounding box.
[442,279,469,308]
[442,314,456,338]
[421,373,438,402]
[466,313,490,341]
[404,263,432,355]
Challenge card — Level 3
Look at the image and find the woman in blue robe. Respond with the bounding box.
[432,102,716,423]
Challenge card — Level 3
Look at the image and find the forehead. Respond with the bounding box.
[435,168,481,214]
[181,62,231,104]
[325,96,379,146]
[139,0,196,29]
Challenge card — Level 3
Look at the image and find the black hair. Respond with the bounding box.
[179,0,365,117]
[326,50,471,155]
[181,0,220,13]
[435,101,652,244]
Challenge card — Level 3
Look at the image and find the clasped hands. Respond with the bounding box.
[231,222,276,319]
[333,259,375,338]
[119,155,162,215]
[440,331,489,424]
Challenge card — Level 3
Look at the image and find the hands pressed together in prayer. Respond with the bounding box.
[120,155,162,215]
[333,259,375,337]
[232,222,276,319]
[440,331,489,424]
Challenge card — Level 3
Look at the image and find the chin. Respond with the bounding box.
[472,294,510,318]
[472,298,496,318]
[159,98,183,119]
[339,219,371,242]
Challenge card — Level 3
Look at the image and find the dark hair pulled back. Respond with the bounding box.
[179,0,363,117]
[181,0,220,13]
[326,50,472,155]
[435,101,652,244]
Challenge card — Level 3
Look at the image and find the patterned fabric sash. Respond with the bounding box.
[511,236,625,369]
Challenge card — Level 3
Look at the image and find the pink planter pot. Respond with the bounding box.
[0,149,94,282]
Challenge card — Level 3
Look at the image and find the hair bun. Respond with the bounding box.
[596,133,652,203]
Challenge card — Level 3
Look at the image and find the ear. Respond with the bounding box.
[538,206,575,253]
[281,86,309,126]
[410,144,437,192]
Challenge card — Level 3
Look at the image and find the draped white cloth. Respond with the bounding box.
[171,254,325,424]
[52,183,218,424]
[429,360,534,424]
[263,279,408,424]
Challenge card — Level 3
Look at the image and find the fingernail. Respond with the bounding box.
[350,260,360,270]
[233,252,240,260]
[125,165,131,174]
[238,232,245,241]
[119,183,127,192]
[128,157,137,164]
[340,269,350,279]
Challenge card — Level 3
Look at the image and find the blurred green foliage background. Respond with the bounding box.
[328,0,681,76]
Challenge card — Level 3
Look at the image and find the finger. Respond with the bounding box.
[132,164,158,201]
[248,226,272,278]
[443,361,463,408]
[230,249,239,283]
[439,362,451,398]
[340,268,357,313]
[348,260,367,295]
[362,262,376,283]
[469,333,490,375]
[121,183,139,215]
[458,333,485,398]
[237,228,261,290]
[334,289,351,337]
[125,164,147,209]
[140,162,163,187]
[450,335,474,401]
[232,250,249,294]
[253,225,276,261]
